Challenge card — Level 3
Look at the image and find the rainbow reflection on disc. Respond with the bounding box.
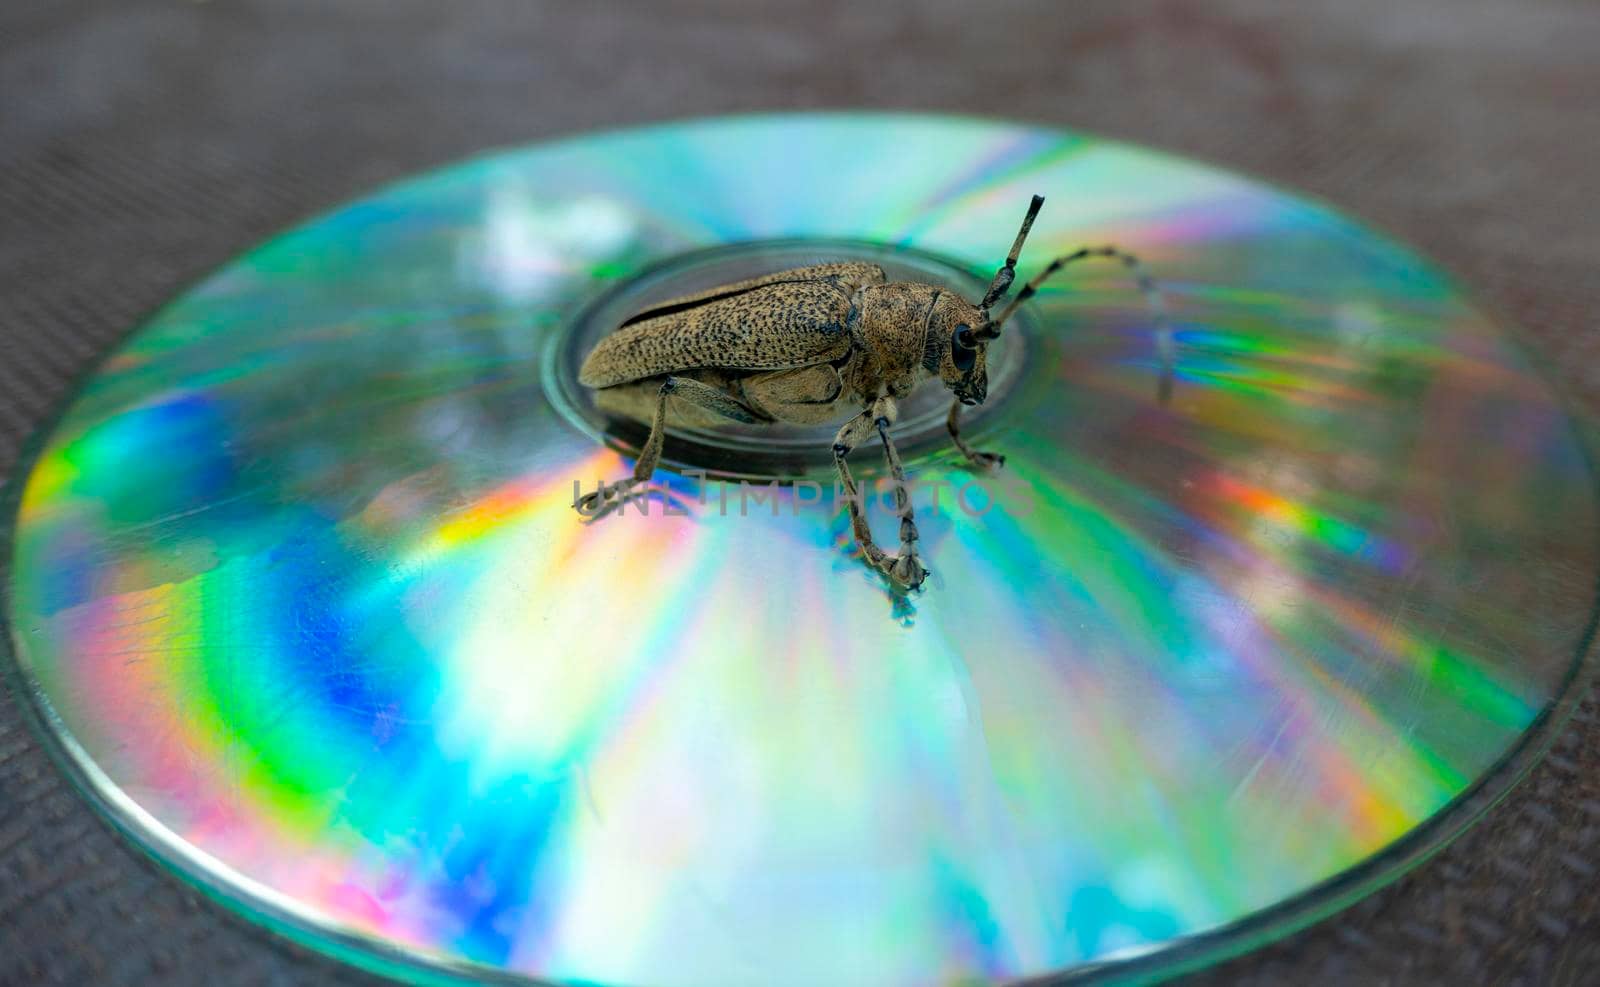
[4,114,1597,985]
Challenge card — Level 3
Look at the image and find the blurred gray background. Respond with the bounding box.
[2,1,1598,983]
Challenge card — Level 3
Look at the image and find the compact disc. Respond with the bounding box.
[4,114,1596,985]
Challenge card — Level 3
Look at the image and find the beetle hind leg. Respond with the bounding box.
[575,381,672,518]
[576,376,761,518]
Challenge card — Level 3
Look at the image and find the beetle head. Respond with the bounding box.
[927,195,1045,404]
[929,293,989,405]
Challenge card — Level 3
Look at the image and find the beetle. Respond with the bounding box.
[573,195,1172,589]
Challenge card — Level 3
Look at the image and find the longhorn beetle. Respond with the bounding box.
[574,195,1172,589]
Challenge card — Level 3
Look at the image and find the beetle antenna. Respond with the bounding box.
[978,195,1045,314]
[979,245,1175,402]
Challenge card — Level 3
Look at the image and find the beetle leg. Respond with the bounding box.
[945,399,1005,470]
[576,380,672,517]
[832,401,926,590]
[874,408,928,590]
[832,410,887,567]
[576,376,760,518]
[664,375,765,424]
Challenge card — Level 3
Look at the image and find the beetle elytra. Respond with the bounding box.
[573,195,1172,590]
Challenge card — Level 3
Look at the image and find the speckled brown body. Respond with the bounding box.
[579,264,870,388]
[572,195,1171,591]
[579,264,966,426]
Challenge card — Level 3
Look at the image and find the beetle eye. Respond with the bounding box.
[951,323,977,371]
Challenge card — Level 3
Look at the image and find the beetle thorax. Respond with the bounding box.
[843,282,944,401]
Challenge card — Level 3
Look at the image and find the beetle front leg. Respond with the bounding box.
[832,401,926,590]
[832,411,887,566]
[946,400,1005,470]
[874,409,928,589]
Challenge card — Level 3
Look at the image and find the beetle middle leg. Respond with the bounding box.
[945,400,1005,471]
[576,375,760,517]
[833,397,927,589]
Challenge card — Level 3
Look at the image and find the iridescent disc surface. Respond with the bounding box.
[5,114,1597,985]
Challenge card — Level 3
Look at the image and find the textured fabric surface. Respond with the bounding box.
[2,1,1598,983]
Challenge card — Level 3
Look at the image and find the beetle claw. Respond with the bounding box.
[887,553,928,591]
[574,480,645,520]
